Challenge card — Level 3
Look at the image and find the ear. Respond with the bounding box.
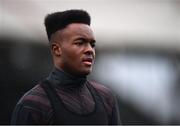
[51,43,62,56]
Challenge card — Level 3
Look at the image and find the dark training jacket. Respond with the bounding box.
[11,68,121,124]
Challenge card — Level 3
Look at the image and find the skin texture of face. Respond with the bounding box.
[51,23,96,77]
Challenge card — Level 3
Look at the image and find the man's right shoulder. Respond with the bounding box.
[17,83,51,110]
[11,83,53,124]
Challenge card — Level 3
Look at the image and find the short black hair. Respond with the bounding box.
[44,9,91,41]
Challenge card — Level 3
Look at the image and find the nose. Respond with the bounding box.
[84,43,95,57]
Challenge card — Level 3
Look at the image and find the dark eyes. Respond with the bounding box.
[75,41,84,46]
[90,42,96,48]
[75,39,96,48]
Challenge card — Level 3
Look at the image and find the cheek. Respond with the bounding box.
[61,45,83,64]
[62,50,80,64]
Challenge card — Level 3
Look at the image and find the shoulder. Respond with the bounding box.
[88,80,115,98]
[87,80,116,108]
[87,80,119,119]
[11,84,52,124]
[17,84,51,112]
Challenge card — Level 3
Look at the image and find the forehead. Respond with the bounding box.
[61,23,95,39]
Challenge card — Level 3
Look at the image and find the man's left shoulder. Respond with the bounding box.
[87,80,115,100]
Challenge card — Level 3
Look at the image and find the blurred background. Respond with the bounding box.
[0,0,180,124]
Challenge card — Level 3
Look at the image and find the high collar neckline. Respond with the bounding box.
[47,67,87,89]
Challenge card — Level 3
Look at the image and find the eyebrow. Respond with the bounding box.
[75,37,96,43]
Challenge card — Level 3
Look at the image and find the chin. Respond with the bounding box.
[79,69,91,76]
[81,71,91,76]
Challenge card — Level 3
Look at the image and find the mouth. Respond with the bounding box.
[82,58,93,66]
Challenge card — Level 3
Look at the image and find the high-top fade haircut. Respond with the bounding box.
[44,9,91,41]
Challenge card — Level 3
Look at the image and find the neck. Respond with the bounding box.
[47,67,87,89]
[54,64,86,78]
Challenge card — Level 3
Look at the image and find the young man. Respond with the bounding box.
[11,9,121,124]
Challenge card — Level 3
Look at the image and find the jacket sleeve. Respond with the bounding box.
[109,95,122,125]
[11,102,43,124]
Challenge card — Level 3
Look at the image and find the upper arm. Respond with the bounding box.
[109,95,122,124]
[11,102,43,124]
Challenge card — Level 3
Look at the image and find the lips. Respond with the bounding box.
[82,58,93,66]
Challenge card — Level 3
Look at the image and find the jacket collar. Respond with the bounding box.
[47,67,87,89]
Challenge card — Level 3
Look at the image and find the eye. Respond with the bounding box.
[90,42,96,48]
[75,41,83,46]
[74,38,85,46]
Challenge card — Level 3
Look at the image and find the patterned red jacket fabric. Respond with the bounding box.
[11,68,121,124]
